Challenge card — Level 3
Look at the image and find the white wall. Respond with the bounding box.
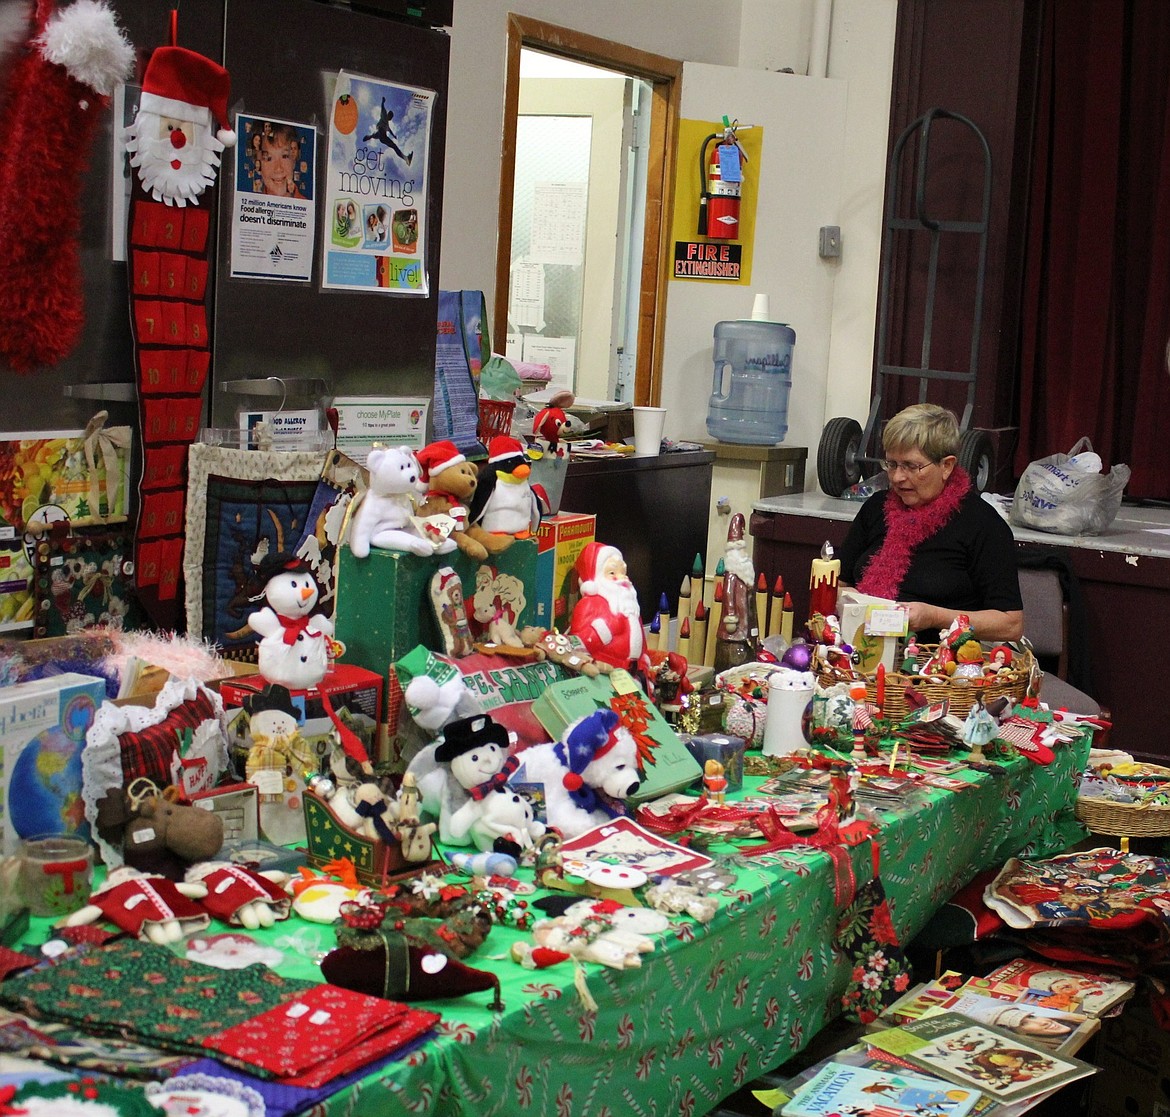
[441,0,897,474]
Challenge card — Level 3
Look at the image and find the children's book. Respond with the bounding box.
[867,1011,1096,1103]
[872,977,1098,1056]
[782,1060,981,1117]
[973,958,1135,1018]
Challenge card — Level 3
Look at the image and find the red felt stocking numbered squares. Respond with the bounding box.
[124,12,236,627]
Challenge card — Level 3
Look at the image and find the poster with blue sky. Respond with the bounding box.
[322,70,433,295]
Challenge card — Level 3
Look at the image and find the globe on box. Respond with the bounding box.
[8,724,89,841]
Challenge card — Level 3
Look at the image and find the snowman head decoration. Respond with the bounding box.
[262,557,320,619]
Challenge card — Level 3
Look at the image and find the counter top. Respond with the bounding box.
[753,493,1170,561]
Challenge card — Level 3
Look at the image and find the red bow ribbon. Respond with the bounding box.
[277,613,312,645]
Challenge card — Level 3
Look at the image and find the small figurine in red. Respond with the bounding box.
[703,759,728,805]
[568,542,649,673]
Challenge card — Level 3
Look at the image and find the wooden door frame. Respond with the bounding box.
[495,15,681,405]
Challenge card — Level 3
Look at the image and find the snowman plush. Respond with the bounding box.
[248,553,334,691]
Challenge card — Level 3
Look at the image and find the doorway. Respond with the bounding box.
[494,16,681,406]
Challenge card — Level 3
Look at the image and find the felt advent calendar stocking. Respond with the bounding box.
[124,13,235,628]
[0,0,133,371]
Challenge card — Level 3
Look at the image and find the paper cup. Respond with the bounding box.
[20,834,94,918]
[632,406,667,456]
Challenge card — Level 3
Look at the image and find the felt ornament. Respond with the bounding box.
[61,864,210,944]
[0,0,133,372]
[184,861,291,929]
[322,904,503,1010]
[247,552,335,692]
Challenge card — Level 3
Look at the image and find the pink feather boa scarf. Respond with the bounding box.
[856,467,972,600]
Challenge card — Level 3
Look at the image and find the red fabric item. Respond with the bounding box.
[0,0,124,370]
[195,864,291,925]
[855,468,972,600]
[1017,0,1170,500]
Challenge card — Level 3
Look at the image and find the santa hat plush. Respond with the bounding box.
[139,44,237,146]
[575,542,622,597]
[487,435,526,464]
[554,708,621,796]
[415,440,465,482]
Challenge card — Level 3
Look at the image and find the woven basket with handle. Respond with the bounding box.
[815,643,1035,720]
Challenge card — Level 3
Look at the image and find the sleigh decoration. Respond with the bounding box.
[301,787,444,886]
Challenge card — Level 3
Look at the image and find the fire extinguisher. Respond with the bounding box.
[697,126,742,240]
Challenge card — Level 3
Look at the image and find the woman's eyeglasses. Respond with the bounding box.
[880,458,936,475]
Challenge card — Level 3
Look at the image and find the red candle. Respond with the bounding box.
[808,541,840,621]
[875,662,886,712]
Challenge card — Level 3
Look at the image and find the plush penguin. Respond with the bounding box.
[247,553,334,690]
[468,436,546,550]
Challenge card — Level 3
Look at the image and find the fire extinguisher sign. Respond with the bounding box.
[673,240,743,280]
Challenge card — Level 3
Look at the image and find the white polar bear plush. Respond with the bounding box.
[468,785,546,852]
[348,446,433,558]
[514,708,642,839]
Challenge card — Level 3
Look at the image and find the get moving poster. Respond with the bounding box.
[322,70,434,295]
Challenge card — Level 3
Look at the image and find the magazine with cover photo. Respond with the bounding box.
[867,1012,1096,1102]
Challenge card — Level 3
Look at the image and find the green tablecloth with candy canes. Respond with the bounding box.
[311,735,1089,1117]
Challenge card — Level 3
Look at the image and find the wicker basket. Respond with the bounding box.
[815,643,1035,720]
[477,399,515,444]
[1075,795,1170,838]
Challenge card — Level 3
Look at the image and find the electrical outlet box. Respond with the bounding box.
[819,225,842,258]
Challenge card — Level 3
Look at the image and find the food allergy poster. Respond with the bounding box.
[322,71,433,295]
[231,114,317,282]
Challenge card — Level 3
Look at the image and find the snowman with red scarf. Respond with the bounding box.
[248,552,335,690]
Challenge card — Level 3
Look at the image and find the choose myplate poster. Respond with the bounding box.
[322,71,433,295]
[231,114,317,282]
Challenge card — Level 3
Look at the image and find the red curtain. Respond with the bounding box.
[1016,0,1170,500]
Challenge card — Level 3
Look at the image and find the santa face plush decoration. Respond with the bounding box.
[247,553,335,691]
[124,35,237,207]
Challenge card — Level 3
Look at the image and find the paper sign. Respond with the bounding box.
[865,604,910,637]
[332,396,429,462]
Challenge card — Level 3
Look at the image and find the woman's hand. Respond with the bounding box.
[900,601,1024,643]
[902,601,942,633]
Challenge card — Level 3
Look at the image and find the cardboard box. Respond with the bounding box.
[0,672,106,855]
[1090,997,1170,1117]
[218,663,383,772]
[534,512,595,626]
[333,538,537,672]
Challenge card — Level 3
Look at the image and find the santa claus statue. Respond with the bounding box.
[124,37,237,207]
[568,543,649,673]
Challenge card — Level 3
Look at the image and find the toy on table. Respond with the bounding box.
[901,632,921,673]
[94,779,224,881]
[415,440,487,560]
[712,514,758,672]
[946,617,984,678]
[290,858,368,923]
[518,626,608,676]
[403,662,483,736]
[703,759,728,805]
[568,542,649,673]
[247,553,335,690]
[449,850,519,878]
[848,679,877,762]
[347,445,433,558]
[467,436,546,554]
[516,708,640,839]
[242,683,313,847]
[963,695,1000,764]
[467,784,545,853]
[61,865,209,944]
[184,861,291,929]
[392,772,439,863]
[988,644,1014,675]
[427,714,518,846]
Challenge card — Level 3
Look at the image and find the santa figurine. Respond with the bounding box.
[124,28,237,207]
[568,543,649,674]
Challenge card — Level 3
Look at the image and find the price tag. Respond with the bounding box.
[609,668,639,695]
[865,604,909,637]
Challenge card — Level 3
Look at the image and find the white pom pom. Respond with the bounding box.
[218,127,237,148]
[37,0,134,97]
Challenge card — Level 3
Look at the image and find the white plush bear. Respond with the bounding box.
[405,672,483,735]
[348,446,433,558]
[468,785,546,852]
[514,709,642,839]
